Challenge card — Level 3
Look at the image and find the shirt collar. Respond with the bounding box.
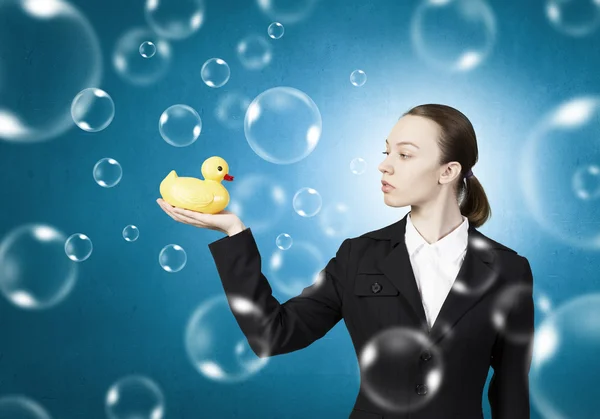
[405,212,469,262]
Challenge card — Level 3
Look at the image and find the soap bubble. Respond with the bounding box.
[520,96,600,249]
[113,27,171,86]
[0,224,78,310]
[227,174,287,234]
[350,69,367,87]
[214,91,251,129]
[139,41,156,58]
[350,157,367,174]
[185,295,270,382]
[266,239,324,296]
[318,202,351,237]
[65,233,93,262]
[159,104,202,147]
[144,0,206,40]
[410,0,497,72]
[257,0,319,24]
[159,244,186,272]
[200,58,230,88]
[0,395,53,419]
[275,233,292,250]
[545,0,600,37]
[360,327,444,413]
[530,294,600,418]
[105,375,165,419]
[123,225,140,242]
[244,87,322,164]
[0,0,101,143]
[268,22,285,39]
[491,282,534,344]
[71,88,115,132]
[293,187,322,217]
[93,158,123,188]
[236,34,272,70]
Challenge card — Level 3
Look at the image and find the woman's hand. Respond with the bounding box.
[157,198,246,236]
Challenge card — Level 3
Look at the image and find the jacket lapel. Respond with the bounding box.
[372,213,498,344]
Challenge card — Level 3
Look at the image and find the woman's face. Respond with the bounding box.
[378,115,445,207]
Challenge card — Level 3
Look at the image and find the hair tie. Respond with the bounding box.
[465,169,473,179]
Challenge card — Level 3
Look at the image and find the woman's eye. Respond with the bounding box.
[381,151,409,159]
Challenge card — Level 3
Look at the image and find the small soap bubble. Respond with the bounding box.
[123,225,139,242]
[236,35,272,70]
[71,88,115,132]
[293,187,322,217]
[159,104,202,147]
[268,22,285,39]
[139,41,156,58]
[201,58,230,88]
[215,92,251,130]
[93,158,123,188]
[159,244,186,272]
[350,70,367,87]
[275,233,292,250]
[65,233,93,262]
[105,374,165,419]
[350,157,367,174]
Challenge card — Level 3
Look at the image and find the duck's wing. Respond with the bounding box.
[172,182,215,207]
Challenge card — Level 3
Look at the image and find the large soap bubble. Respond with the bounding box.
[244,87,322,164]
[360,327,445,413]
[410,0,497,72]
[0,395,53,419]
[530,294,600,418]
[113,27,171,86]
[545,0,600,37]
[185,295,270,382]
[0,0,101,143]
[0,224,78,310]
[145,0,206,40]
[520,96,600,249]
[105,375,165,419]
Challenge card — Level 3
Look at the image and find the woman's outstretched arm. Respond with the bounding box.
[208,227,351,358]
[488,256,535,419]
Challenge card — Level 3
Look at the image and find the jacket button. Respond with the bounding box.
[415,384,428,395]
[371,282,382,293]
[420,351,432,361]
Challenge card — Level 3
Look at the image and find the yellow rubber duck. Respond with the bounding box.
[159,156,234,214]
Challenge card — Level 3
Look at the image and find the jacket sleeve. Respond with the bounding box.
[207,227,350,358]
[488,256,535,419]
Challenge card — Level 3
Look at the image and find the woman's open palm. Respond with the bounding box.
[157,198,242,235]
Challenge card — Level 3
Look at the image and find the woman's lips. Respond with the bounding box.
[381,181,395,192]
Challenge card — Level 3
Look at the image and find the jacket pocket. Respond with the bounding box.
[354,273,399,296]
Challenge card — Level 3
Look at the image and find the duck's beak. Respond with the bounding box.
[224,174,234,181]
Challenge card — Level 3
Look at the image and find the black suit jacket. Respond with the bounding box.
[208,213,535,419]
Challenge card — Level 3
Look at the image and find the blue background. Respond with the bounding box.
[1,0,597,417]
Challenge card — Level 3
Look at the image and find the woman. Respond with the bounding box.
[157,103,534,419]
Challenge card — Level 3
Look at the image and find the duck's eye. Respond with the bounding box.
[217,166,222,171]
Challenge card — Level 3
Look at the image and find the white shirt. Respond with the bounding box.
[404,212,469,330]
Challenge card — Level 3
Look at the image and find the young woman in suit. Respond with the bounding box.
[157,103,534,419]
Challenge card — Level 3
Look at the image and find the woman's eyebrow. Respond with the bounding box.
[385,138,420,149]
